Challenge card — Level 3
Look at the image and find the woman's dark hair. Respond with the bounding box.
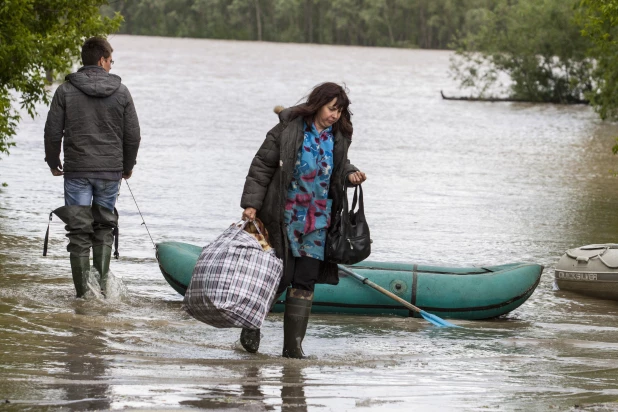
[81,37,113,66]
[291,82,353,139]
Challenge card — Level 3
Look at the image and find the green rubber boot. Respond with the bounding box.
[91,204,118,295]
[70,255,91,298]
[53,206,94,298]
[282,288,313,359]
[240,291,284,353]
[93,245,112,293]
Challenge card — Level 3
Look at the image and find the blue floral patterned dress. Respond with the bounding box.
[283,122,335,260]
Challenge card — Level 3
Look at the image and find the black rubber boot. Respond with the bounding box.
[91,204,118,294]
[92,245,112,293]
[70,255,91,298]
[240,291,284,353]
[53,206,94,297]
[240,328,261,353]
[282,288,313,359]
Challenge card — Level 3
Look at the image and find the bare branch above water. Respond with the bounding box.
[440,91,589,105]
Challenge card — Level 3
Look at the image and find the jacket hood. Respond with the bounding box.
[275,105,299,123]
[66,66,121,97]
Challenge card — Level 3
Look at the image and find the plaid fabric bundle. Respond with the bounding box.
[183,221,283,329]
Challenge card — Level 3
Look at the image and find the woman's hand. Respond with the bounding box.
[242,207,257,221]
[348,171,367,185]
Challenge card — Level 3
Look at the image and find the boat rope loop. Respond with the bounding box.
[566,246,618,269]
[123,179,156,249]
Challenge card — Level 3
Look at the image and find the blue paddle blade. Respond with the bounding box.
[420,310,460,328]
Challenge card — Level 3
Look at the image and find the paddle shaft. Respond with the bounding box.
[338,265,423,314]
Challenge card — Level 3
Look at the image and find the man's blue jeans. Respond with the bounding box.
[64,178,120,211]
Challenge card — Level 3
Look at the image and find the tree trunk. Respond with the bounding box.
[384,1,395,46]
[254,0,262,41]
[418,2,427,48]
[305,0,313,43]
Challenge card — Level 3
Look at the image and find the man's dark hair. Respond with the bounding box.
[81,37,113,66]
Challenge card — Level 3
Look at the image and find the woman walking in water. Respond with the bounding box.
[239,82,367,358]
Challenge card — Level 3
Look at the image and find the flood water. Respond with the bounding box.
[2,35,618,411]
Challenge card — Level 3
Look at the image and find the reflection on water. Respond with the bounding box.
[2,34,618,410]
[180,366,274,410]
[281,366,307,412]
[178,365,308,411]
[60,324,111,411]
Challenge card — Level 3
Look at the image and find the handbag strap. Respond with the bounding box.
[230,219,265,246]
[236,219,263,235]
[340,184,350,221]
[251,220,263,236]
[350,184,364,213]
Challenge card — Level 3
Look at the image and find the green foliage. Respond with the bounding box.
[450,0,594,103]
[0,0,122,157]
[578,0,618,121]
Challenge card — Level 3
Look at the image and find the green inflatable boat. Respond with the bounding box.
[156,241,543,320]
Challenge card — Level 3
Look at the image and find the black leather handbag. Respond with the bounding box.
[326,184,371,265]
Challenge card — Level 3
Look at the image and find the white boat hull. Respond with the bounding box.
[555,244,618,300]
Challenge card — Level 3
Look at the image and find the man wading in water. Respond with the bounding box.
[44,37,141,297]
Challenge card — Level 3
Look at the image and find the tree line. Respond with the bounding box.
[101,0,500,50]
[102,0,618,123]
[3,0,618,159]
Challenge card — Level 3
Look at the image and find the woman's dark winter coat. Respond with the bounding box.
[240,107,358,285]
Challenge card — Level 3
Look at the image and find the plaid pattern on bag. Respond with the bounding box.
[183,221,283,329]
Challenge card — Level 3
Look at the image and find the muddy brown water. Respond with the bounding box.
[2,35,618,411]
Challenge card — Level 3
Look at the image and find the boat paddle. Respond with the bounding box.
[337,265,460,328]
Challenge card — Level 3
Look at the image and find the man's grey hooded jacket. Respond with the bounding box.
[44,66,141,174]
